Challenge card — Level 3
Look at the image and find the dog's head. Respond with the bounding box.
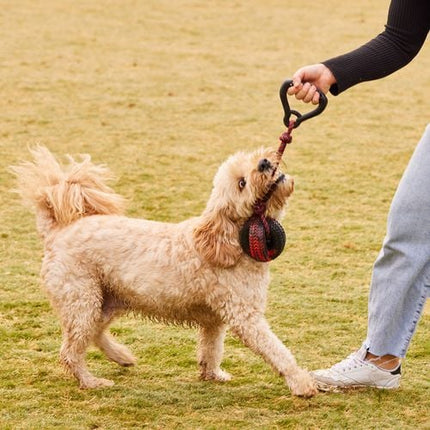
[194,148,294,267]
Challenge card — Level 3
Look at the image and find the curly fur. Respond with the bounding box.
[11,146,316,397]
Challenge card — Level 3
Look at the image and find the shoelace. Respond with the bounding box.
[331,352,367,373]
[331,352,400,373]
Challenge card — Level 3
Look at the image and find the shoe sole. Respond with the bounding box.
[316,381,400,392]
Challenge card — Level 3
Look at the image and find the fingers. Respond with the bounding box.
[298,82,317,103]
[286,63,335,104]
[288,82,320,105]
[286,72,304,96]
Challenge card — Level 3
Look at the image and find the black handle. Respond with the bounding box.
[280,79,328,128]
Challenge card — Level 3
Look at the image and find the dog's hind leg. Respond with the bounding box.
[93,295,136,367]
[228,314,317,397]
[198,324,231,381]
[55,280,115,389]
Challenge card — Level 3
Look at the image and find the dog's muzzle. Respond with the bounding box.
[257,158,272,172]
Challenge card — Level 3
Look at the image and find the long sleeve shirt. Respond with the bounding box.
[323,0,430,95]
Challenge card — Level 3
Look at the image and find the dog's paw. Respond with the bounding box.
[102,342,137,367]
[80,377,115,390]
[112,350,137,367]
[201,369,232,382]
[286,369,317,398]
[213,369,232,382]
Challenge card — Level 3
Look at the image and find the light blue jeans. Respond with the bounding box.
[364,124,430,358]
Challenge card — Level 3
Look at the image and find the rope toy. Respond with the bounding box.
[239,79,328,262]
[239,124,294,262]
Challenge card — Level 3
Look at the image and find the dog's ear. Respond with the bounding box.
[193,209,242,268]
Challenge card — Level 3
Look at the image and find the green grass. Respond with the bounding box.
[1,0,429,428]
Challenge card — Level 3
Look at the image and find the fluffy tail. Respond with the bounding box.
[11,146,126,238]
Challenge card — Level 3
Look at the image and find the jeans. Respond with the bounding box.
[364,124,430,358]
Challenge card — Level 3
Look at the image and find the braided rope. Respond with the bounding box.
[254,119,295,213]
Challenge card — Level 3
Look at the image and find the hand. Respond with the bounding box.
[287,64,336,104]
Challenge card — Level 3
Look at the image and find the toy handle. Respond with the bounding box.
[279,79,328,128]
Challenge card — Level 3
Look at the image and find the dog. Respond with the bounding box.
[11,146,316,397]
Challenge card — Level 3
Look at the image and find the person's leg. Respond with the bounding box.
[365,124,430,358]
[312,125,430,389]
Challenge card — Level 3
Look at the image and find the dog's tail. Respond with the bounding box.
[11,146,126,238]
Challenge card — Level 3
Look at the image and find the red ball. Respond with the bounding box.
[239,215,286,262]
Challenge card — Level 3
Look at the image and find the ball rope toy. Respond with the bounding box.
[239,80,327,262]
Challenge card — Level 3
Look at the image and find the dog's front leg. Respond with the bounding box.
[229,315,316,397]
[198,324,231,381]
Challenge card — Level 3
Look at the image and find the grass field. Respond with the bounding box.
[1,0,429,428]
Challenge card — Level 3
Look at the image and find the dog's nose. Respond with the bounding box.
[258,158,272,172]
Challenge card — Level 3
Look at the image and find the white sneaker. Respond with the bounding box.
[311,347,401,391]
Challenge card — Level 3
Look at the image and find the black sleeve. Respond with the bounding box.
[322,0,430,95]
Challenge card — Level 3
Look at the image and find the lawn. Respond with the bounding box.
[0,0,429,429]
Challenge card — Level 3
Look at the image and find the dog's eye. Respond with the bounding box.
[238,177,246,190]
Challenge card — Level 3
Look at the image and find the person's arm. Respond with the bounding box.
[289,0,430,103]
[325,0,429,95]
